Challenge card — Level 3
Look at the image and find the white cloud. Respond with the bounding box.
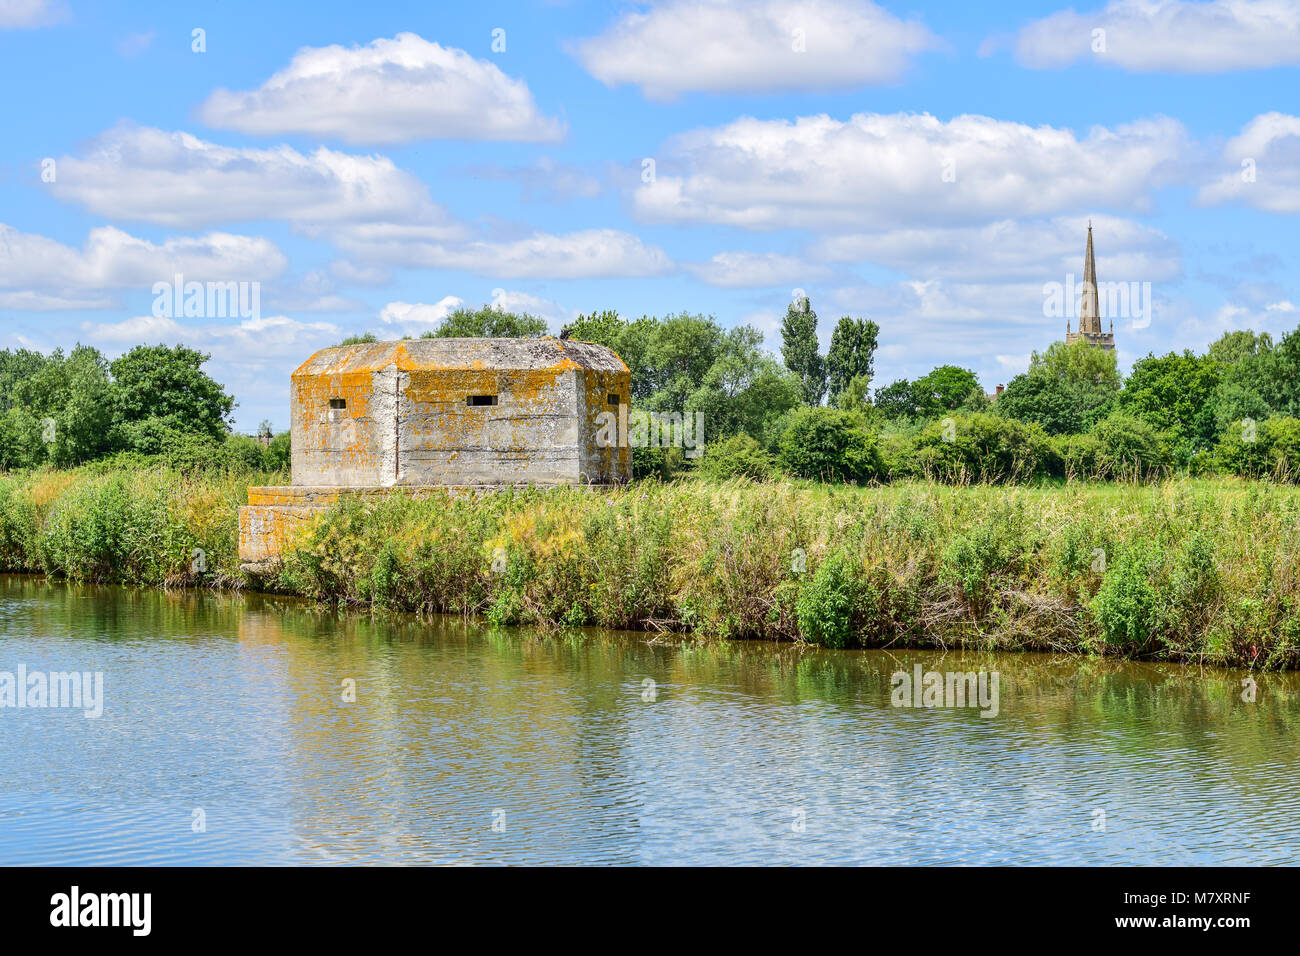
[634,112,1186,230]
[1267,300,1297,311]
[329,260,391,286]
[811,216,1181,281]
[378,298,464,332]
[0,291,111,311]
[377,290,573,335]
[339,228,674,279]
[1198,112,1300,213]
[685,251,829,287]
[0,223,287,306]
[0,0,66,29]
[1014,0,1300,72]
[573,0,940,99]
[1172,297,1300,351]
[199,33,564,144]
[50,124,456,232]
[76,313,343,430]
[486,288,574,329]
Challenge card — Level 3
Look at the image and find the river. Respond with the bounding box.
[0,574,1296,865]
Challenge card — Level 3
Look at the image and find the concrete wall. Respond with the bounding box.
[397,365,582,485]
[290,367,392,487]
[290,343,631,488]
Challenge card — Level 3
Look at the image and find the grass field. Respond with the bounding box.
[2,466,1297,668]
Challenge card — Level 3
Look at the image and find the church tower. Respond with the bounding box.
[1065,222,1115,351]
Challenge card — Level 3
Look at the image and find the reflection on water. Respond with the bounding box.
[0,573,1297,865]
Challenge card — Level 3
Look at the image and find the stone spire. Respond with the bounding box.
[1080,221,1100,335]
[1064,221,1115,352]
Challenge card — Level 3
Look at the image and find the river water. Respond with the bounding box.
[0,574,1296,865]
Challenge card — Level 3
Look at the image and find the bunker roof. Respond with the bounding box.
[293,337,628,379]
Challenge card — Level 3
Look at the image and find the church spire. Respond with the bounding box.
[1080,220,1100,335]
[1063,222,1115,352]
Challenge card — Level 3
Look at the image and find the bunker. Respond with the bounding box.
[238,337,631,568]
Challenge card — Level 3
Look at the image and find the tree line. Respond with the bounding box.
[0,344,287,472]
[5,299,1300,483]
[566,298,1300,483]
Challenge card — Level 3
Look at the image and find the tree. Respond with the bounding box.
[335,332,378,346]
[1029,339,1121,389]
[780,296,826,406]
[563,311,799,450]
[569,311,660,400]
[994,373,1080,435]
[7,345,116,466]
[911,366,984,418]
[825,316,879,407]
[874,378,918,420]
[1208,329,1272,367]
[1118,351,1221,463]
[110,344,236,452]
[0,348,51,411]
[997,339,1120,433]
[424,306,548,338]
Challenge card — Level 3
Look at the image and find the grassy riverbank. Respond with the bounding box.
[2,465,1299,668]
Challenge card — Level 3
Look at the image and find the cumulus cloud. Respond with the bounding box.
[573,0,940,99]
[82,312,333,348]
[50,124,457,232]
[379,289,573,334]
[685,251,829,287]
[484,287,574,328]
[338,227,674,279]
[1014,0,1300,72]
[329,260,391,286]
[378,297,465,332]
[0,223,287,307]
[811,216,1181,282]
[0,0,67,29]
[1198,112,1300,213]
[199,33,564,144]
[634,112,1187,230]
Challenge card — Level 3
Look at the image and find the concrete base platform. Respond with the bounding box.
[238,483,612,568]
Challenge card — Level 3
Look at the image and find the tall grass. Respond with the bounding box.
[0,465,259,587]
[2,466,1299,668]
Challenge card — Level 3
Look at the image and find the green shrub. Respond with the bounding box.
[877,427,921,481]
[939,521,1020,616]
[778,408,882,483]
[1053,433,1105,480]
[697,433,776,481]
[1089,413,1171,479]
[1091,546,1164,650]
[1216,416,1300,481]
[796,551,862,648]
[913,413,1054,483]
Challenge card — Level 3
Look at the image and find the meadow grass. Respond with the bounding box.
[2,466,1298,668]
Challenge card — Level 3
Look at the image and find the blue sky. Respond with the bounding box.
[1,0,1298,430]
